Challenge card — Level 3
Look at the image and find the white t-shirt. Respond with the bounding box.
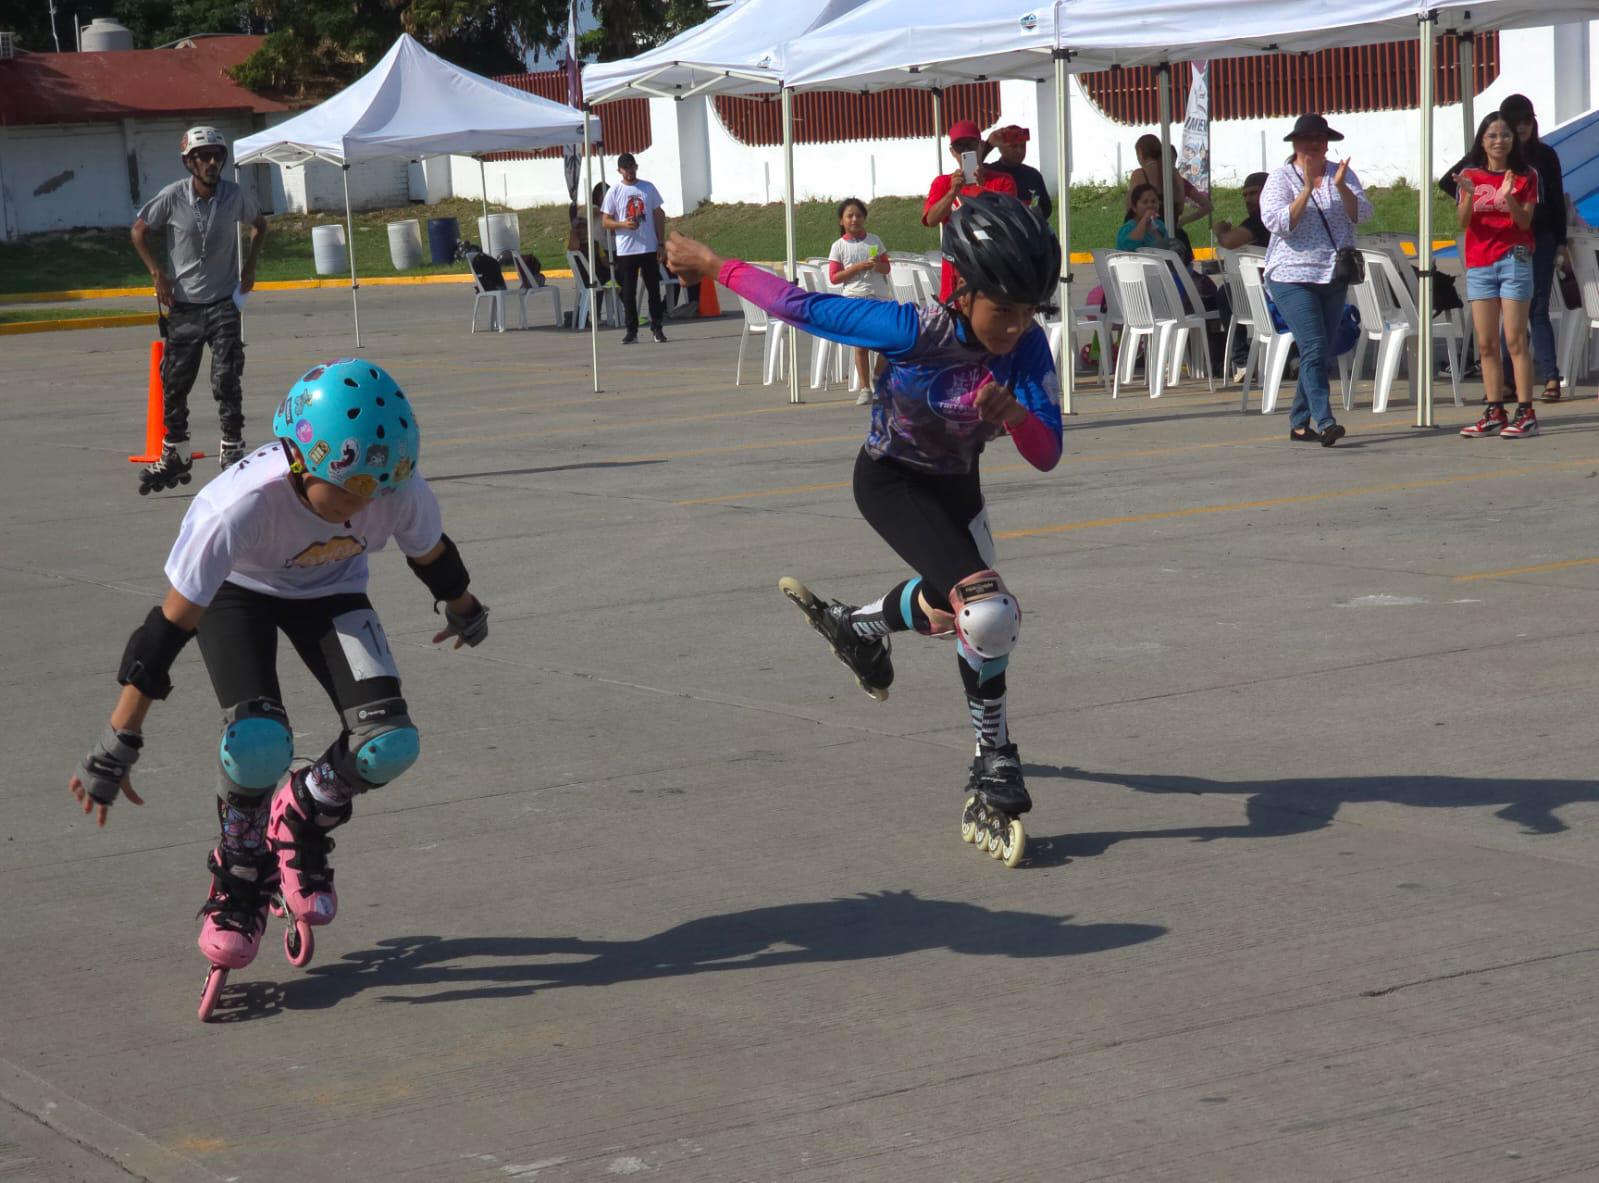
[164,444,444,606]
[828,232,891,299]
[601,180,663,256]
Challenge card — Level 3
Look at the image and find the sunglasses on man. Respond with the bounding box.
[191,149,226,164]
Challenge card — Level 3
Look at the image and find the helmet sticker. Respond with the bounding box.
[344,474,378,498]
[328,439,360,477]
[307,440,330,467]
[392,457,413,484]
[295,419,315,444]
[363,443,389,468]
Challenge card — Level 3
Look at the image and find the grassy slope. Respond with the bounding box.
[0,187,1456,295]
[0,306,141,324]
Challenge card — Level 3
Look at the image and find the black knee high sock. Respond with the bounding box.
[850,578,931,637]
[958,655,1009,750]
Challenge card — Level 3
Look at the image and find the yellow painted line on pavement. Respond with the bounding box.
[0,312,157,335]
[0,270,578,305]
[997,457,1599,540]
[1453,556,1599,583]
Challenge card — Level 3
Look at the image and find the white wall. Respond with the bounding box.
[278,157,411,215]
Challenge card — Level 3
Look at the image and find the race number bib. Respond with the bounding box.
[332,609,400,683]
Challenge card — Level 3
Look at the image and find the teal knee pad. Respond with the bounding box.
[219,698,294,797]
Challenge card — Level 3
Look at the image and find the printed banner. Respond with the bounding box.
[1178,60,1210,195]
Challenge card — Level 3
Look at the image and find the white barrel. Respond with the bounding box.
[476,212,520,258]
[311,224,348,276]
[387,219,423,271]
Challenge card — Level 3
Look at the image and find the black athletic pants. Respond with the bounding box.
[162,298,245,442]
[197,582,402,726]
[614,251,664,334]
[852,448,990,612]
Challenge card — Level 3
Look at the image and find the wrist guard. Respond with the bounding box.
[118,606,195,700]
[443,600,489,648]
[81,726,143,805]
[407,534,470,606]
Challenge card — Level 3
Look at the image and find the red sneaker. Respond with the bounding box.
[1460,405,1508,437]
[1501,406,1540,438]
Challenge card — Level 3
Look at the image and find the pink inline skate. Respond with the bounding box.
[196,847,278,1021]
[266,768,352,969]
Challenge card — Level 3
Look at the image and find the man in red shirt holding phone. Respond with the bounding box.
[923,119,1019,302]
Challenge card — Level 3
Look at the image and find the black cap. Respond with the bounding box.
[1283,113,1344,142]
[617,152,638,169]
[1243,171,1269,189]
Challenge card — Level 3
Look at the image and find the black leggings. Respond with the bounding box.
[852,449,991,611]
[196,582,402,721]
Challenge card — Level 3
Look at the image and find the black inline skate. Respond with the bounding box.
[961,742,1031,867]
[138,442,193,495]
[219,437,247,469]
[778,576,894,701]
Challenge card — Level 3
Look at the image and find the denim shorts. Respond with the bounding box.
[1466,251,1533,302]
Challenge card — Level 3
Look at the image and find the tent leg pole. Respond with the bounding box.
[931,86,945,173]
[343,166,361,349]
[1459,34,1475,153]
[1055,50,1074,417]
[1157,65,1176,237]
[782,86,801,405]
[585,109,599,395]
[479,158,489,229]
[1417,15,1436,429]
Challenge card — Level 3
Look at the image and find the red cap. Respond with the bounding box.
[988,124,1029,145]
[947,119,982,143]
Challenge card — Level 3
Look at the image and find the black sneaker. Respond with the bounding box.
[620,332,638,345]
[651,328,668,344]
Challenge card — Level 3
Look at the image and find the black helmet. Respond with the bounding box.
[942,191,1061,307]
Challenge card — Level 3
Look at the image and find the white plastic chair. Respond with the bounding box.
[1141,248,1216,391]
[889,260,924,305]
[796,263,851,390]
[1107,255,1177,399]
[1215,246,1257,395]
[510,254,562,328]
[1561,233,1599,385]
[469,274,518,333]
[566,250,618,331]
[733,270,787,386]
[1236,257,1297,413]
[1363,249,1463,410]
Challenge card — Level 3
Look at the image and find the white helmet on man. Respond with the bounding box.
[180,126,228,161]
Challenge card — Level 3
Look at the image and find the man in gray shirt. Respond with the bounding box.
[132,126,268,485]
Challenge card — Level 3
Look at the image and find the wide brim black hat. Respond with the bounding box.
[1284,113,1344,142]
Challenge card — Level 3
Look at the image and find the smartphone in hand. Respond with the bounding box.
[960,151,978,186]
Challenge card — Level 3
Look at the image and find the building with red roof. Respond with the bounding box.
[0,36,289,239]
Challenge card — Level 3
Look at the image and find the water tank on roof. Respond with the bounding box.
[80,18,134,52]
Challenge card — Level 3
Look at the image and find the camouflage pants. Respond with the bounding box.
[162,298,244,442]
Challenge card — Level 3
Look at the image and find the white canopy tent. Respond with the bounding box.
[780,0,1595,423]
[234,33,589,349]
[582,0,876,403]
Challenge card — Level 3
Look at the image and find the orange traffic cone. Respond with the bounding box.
[128,339,203,463]
[698,277,721,317]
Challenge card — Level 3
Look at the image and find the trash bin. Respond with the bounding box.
[477,212,520,258]
[311,224,347,276]
[427,216,459,265]
[387,219,423,270]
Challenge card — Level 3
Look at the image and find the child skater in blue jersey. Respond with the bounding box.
[666,192,1063,867]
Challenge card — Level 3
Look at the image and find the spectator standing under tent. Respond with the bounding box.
[827,197,893,403]
[1128,134,1213,235]
[601,154,668,344]
[984,125,1052,219]
[1260,113,1372,448]
[1440,93,1567,402]
[1454,110,1541,439]
[923,119,1018,302]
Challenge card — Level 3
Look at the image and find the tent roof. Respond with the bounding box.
[582,0,874,103]
[234,34,587,167]
[1543,105,1599,229]
[780,0,1599,92]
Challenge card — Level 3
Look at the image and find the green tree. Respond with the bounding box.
[113,0,259,48]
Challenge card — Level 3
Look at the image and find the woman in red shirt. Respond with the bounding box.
[1455,111,1540,439]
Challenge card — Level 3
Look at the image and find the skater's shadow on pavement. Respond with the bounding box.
[430,460,665,483]
[1017,763,1599,867]
[277,889,1164,1010]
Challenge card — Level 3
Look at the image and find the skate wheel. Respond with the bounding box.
[198,966,227,1022]
[986,821,1006,858]
[857,678,889,703]
[284,918,314,968]
[138,484,152,496]
[777,576,815,612]
[998,820,1027,868]
[960,795,982,844]
[178,473,192,485]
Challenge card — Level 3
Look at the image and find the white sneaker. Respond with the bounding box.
[855,390,872,406]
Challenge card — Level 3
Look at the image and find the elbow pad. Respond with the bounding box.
[407,534,470,605]
[118,605,196,700]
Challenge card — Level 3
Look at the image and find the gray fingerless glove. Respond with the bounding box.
[80,726,142,805]
[443,600,489,648]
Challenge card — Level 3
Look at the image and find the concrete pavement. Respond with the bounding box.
[3,284,1598,1181]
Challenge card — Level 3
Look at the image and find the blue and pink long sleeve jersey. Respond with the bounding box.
[719,260,1063,476]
